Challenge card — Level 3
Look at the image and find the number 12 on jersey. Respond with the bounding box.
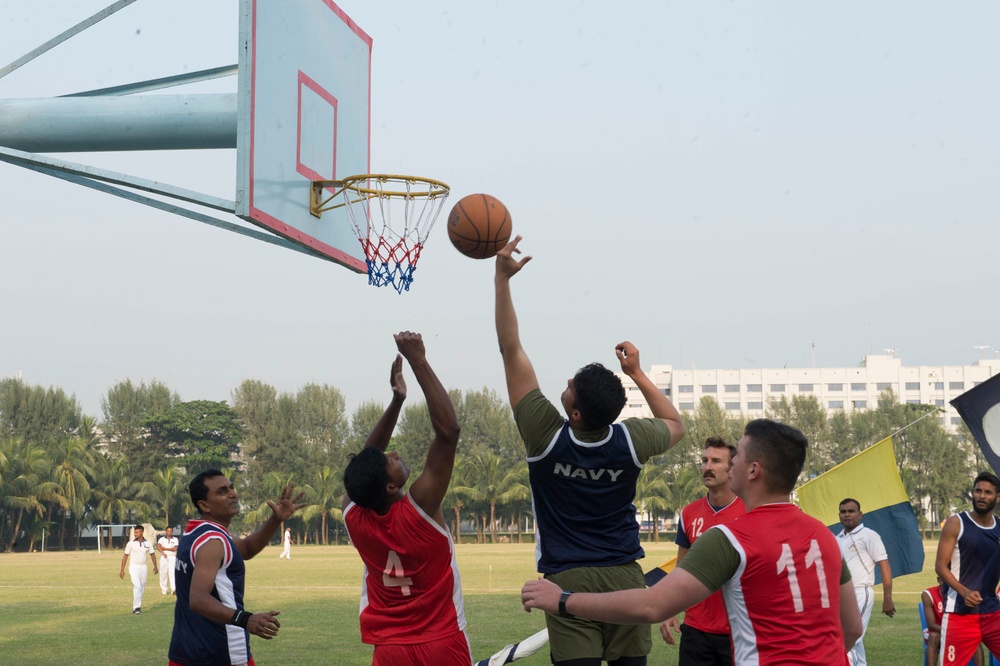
[383,550,413,596]
[776,539,830,613]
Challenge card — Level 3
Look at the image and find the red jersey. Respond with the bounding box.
[926,585,944,626]
[677,495,746,634]
[344,494,466,646]
[716,503,848,666]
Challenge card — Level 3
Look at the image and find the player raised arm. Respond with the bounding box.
[494,236,538,409]
[342,354,408,510]
[235,482,306,560]
[616,341,684,446]
[396,331,461,525]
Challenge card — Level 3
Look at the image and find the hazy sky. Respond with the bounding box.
[1,1,998,420]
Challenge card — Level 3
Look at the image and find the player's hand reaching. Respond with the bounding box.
[389,353,407,401]
[495,235,532,280]
[266,482,307,522]
[247,610,281,640]
[659,616,681,645]
[393,331,426,364]
[615,341,641,376]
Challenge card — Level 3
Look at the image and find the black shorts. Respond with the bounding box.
[678,624,732,666]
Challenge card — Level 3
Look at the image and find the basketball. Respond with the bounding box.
[446,194,512,259]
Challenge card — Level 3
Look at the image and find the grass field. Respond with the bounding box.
[0,541,936,665]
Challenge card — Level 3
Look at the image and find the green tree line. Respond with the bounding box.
[0,375,984,552]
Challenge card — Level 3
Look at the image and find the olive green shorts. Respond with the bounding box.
[543,562,652,662]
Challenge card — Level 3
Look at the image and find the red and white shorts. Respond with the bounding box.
[941,611,1000,665]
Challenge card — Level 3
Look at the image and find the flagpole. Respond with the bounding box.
[883,407,944,441]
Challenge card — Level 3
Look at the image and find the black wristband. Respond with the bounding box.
[230,609,252,628]
[558,590,574,618]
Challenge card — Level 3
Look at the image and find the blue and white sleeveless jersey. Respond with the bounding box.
[527,421,644,573]
[944,511,1000,615]
[168,519,250,666]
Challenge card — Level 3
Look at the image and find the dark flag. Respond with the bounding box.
[951,373,1000,476]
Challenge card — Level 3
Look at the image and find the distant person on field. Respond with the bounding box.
[521,419,864,665]
[494,236,686,666]
[343,331,470,665]
[119,524,157,614]
[661,437,745,664]
[278,527,292,560]
[168,470,305,666]
[935,471,1000,665]
[157,526,179,595]
[836,498,895,665]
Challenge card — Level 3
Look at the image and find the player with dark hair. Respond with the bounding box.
[494,236,686,666]
[521,418,864,666]
[168,469,305,666]
[342,332,469,665]
[935,471,1000,665]
[661,437,745,664]
[836,497,894,665]
[119,524,157,614]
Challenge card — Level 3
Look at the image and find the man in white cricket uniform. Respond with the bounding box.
[157,526,179,595]
[119,525,158,614]
[836,498,895,665]
[278,527,292,560]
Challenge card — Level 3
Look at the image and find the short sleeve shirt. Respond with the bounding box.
[124,538,154,567]
[835,524,887,588]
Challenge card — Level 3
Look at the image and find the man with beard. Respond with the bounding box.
[661,437,745,664]
[835,498,895,666]
[935,472,1000,665]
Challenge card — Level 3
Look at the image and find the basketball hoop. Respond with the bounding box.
[310,174,450,293]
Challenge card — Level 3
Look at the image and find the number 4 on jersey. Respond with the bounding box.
[383,550,413,596]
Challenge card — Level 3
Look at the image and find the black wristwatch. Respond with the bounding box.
[558,590,574,618]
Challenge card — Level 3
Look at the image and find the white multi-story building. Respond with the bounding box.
[618,354,1000,432]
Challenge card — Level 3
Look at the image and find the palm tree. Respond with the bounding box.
[301,465,342,545]
[635,463,670,542]
[50,437,94,550]
[149,464,186,529]
[90,455,148,549]
[1,439,57,552]
[452,451,529,544]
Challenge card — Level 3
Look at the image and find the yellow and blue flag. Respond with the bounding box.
[796,436,924,580]
[951,373,1000,476]
[643,555,677,587]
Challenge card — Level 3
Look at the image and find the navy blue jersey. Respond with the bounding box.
[169,520,250,666]
[527,422,644,573]
[944,512,1000,615]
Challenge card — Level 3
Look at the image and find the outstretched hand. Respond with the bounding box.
[496,236,532,280]
[266,483,307,522]
[394,331,426,364]
[390,354,407,400]
[615,341,641,375]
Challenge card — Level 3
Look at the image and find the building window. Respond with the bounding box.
[853,400,867,409]
[827,383,843,391]
[851,383,866,391]
[680,402,695,411]
[702,385,717,393]
[934,399,945,407]
[679,385,694,393]
[770,384,786,392]
[876,383,892,391]
[952,417,962,425]
[934,382,944,390]
[724,384,740,393]
[950,382,964,390]
[905,382,920,391]
[798,384,814,392]
[906,399,920,405]
[747,384,762,393]
[661,388,670,395]
[748,401,764,410]
[629,403,642,409]
[724,402,741,410]
[628,386,641,391]
[828,400,844,409]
